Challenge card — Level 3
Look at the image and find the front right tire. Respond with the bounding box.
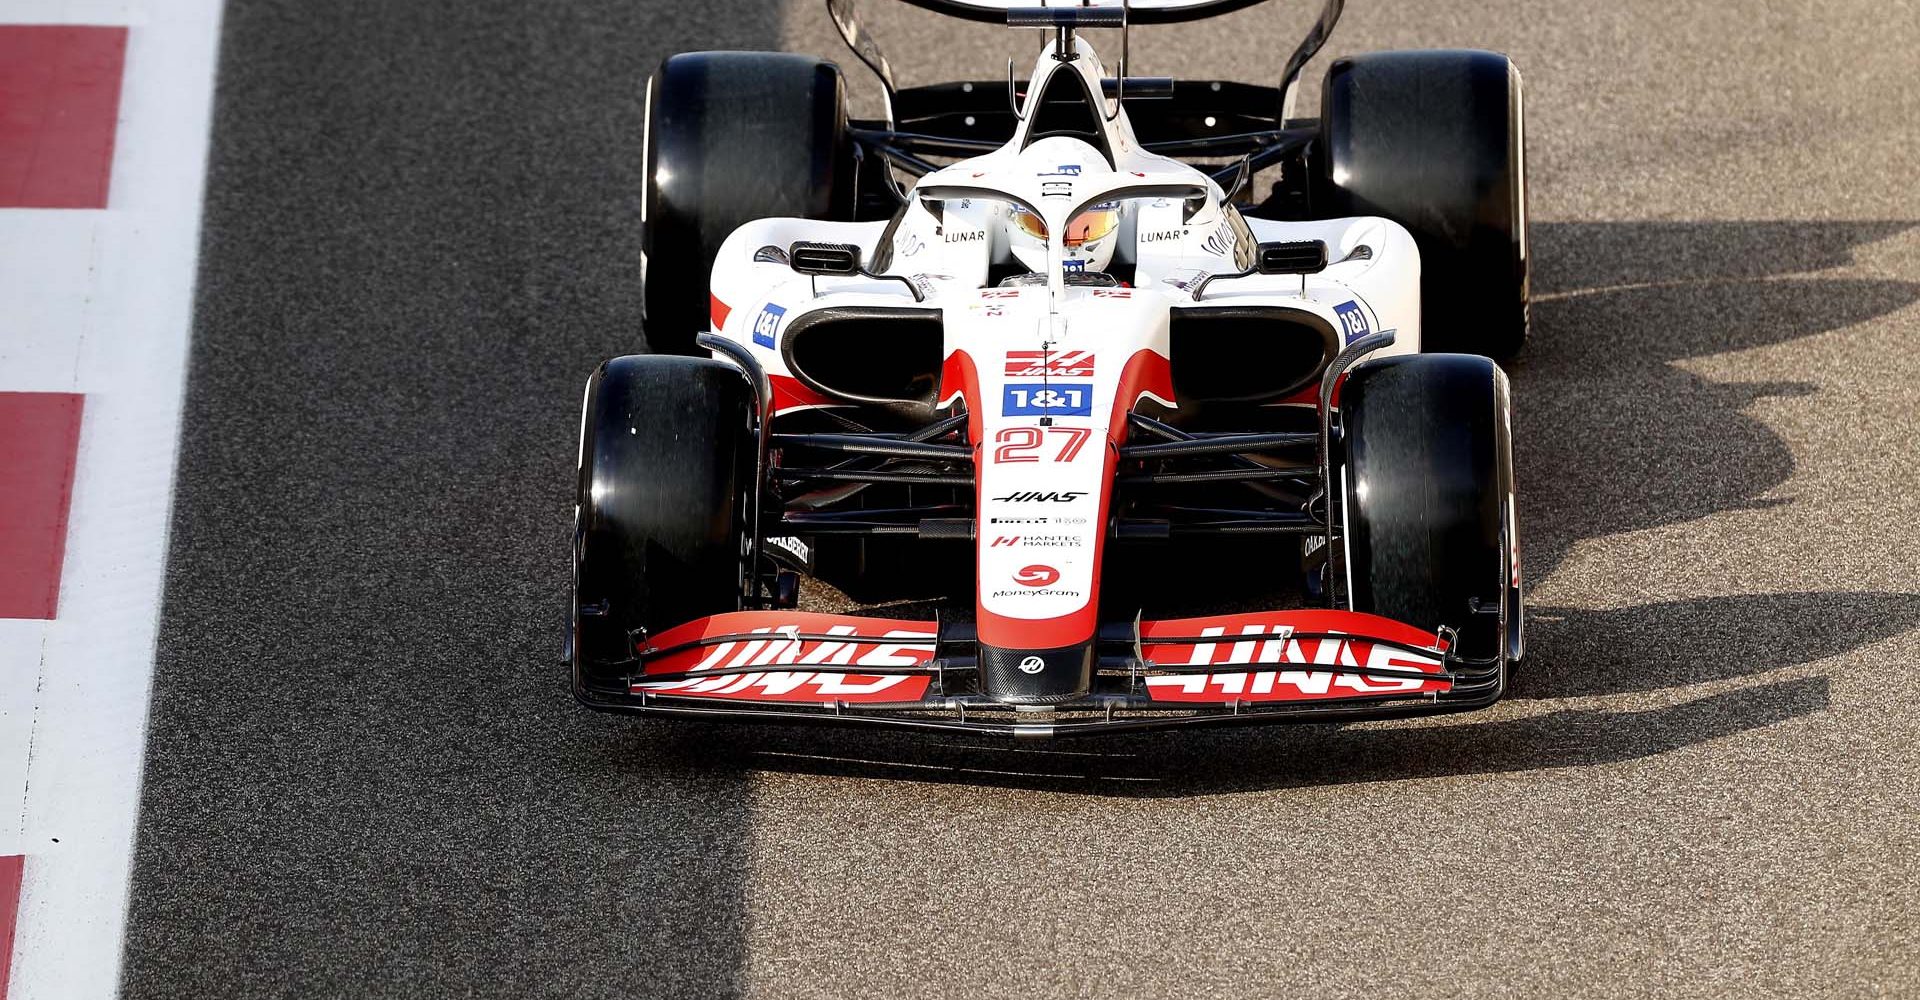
[1337,353,1518,665]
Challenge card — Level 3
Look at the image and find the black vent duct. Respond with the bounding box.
[781,306,946,418]
[1168,306,1339,405]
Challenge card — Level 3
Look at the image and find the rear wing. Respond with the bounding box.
[831,0,1344,162]
[896,0,1280,24]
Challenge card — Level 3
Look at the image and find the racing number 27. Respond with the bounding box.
[993,426,1092,464]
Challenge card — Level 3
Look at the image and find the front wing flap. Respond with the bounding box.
[578,608,1501,737]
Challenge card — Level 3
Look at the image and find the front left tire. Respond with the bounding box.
[572,355,756,689]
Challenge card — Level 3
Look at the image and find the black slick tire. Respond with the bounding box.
[572,355,755,689]
[643,52,853,355]
[1337,353,1518,664]
[1319,50,1530,360]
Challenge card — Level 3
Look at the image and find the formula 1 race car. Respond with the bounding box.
[569,0,1526,737]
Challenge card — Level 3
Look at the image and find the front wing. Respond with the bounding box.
[574,609,1504,737]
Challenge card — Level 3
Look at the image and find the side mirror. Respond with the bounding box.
[788,242,863,276]
[784,241,925,302]
[1189,239,1333,300]
[1255,240,1328,275]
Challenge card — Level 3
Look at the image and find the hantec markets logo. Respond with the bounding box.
[1014,565,1060,588]
[991,535,1079,548]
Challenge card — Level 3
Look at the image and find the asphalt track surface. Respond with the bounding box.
[119,1,1920,997]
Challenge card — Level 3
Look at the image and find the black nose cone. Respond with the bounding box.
[978,641,1094,705]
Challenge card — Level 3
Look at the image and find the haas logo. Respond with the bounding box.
[992,491,1087,503]
[1014,565,1060,587]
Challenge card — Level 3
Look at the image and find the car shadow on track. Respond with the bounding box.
[714,220,1920,795]
[1514,220,1919,582]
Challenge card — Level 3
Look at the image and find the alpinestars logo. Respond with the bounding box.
[1202,221,1237,257]
[1005,351,1095,378]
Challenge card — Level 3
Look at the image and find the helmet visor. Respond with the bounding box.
[1011,206,1048,242]
[1064,203,1120,248]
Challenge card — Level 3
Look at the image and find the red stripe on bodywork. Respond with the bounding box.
[709,293,731,332]
[769,374,838,413]
[0,26,128,208]
[1274,384,1317,406]
[0,393,85,619]
[0,854,21,995]
[938,350,984,454]
[1274,371,1345,408]
[973,349,1173,651]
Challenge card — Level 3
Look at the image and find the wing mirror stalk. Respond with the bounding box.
[787,241,924,302]
[1190,240,1328,300]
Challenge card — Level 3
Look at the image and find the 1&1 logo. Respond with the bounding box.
[1002,383,1091,417]
[1333,300,1370,344]
[753,303,787,348]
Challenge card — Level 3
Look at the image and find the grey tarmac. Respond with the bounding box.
[120,1,1920,997]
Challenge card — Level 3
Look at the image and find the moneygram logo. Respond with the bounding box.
[1013,565,1060,587]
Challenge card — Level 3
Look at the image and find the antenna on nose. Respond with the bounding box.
[1108,0,1132,121]
[1005,5,1133,119]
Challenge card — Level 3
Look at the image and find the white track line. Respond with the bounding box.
[0,2,138,26]
[0,1,225,998]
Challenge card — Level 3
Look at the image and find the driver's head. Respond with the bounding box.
[1005,137,1124,275]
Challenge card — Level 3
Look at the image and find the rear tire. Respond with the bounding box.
[643,51,854,355]
[1337,353,1517,664]
[1319,50,1529,360]
[572,355,755,686]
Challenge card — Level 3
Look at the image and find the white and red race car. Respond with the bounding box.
[571,0,1526,736]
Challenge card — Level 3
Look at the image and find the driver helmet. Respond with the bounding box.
[1005,136,1126,276]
